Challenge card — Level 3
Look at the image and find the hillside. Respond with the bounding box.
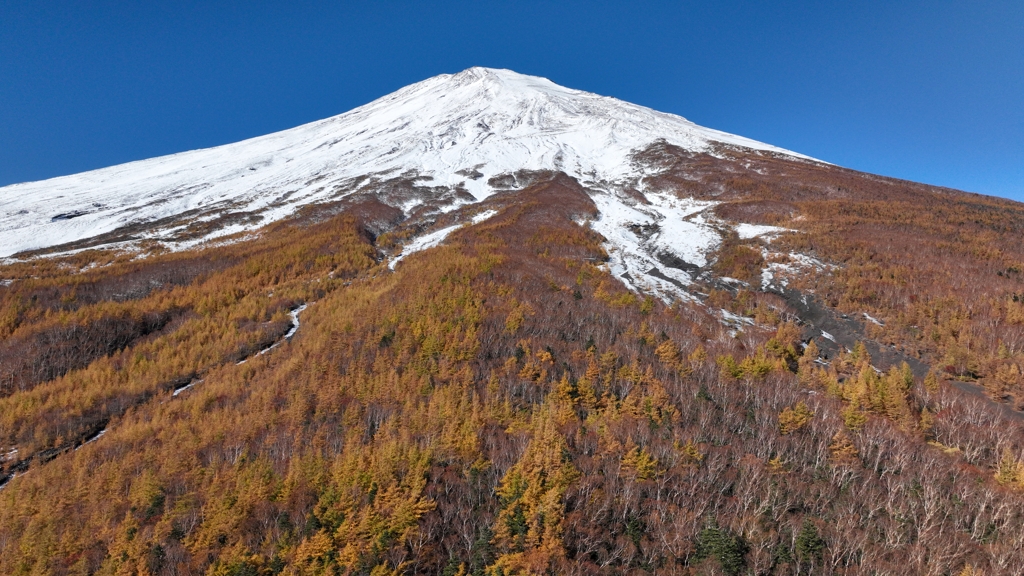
[2,69,1024,575]
[0,67,805,259]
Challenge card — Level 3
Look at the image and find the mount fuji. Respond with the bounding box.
[8,68,1024,576]
[0,68,816,283]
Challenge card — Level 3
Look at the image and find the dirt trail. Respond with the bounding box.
[950,380,1024,422]
[769,286,1024,422]
[768,286,929,376]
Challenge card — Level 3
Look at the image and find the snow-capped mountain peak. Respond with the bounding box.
[0,67,811,261]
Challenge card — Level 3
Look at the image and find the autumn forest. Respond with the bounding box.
[3,146,1024,575]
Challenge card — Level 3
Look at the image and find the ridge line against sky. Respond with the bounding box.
[1,1,1022,201]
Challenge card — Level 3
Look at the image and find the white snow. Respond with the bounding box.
[721,309,755,326]
[762,262,798,289]
[735,223,791,240]
[789,253,831,270]
[590,190,719,302]
[471,209,498,224]
[237,303,308,364]
[76,429,106,450]
[720,308,757,337]
[820,331,836,342]
[863,313,885,326]
[387,209,498,270]
[172,379,202,397]
[280,304,308,342]
[389,224,461,270]
[759,252,834,292]
[0,67,816,258]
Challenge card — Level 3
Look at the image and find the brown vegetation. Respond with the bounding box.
[1,164,1024,575]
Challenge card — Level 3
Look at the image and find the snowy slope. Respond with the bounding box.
[0,67,812,259]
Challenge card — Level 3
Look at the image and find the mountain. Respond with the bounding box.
[2,68,1024,575]
[0,67,808,259]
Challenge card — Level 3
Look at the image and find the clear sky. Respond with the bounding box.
[2,1,1022,201]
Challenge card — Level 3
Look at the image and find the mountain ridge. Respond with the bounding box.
[0,67,817,259]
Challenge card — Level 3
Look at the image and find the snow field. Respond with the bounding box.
[0,67,813,258]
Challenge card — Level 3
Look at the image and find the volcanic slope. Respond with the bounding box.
[0,67,800,254]
[0,67,808,299]
[3,69,1024,575]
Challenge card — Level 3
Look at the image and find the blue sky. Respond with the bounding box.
[2,1,1022,200]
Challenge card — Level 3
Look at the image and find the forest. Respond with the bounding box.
[2,151,1024,575]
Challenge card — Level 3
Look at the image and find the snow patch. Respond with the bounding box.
[238,303,309,364]
[590,191,718,302]
[280,304,308,342]
[172,379,202,397]
[789,253,831,269]
[389,224,462,270]
[721,309,755,327]
[759,252,832,291]
[735,223,791,240]
[863,313,885,326]
[471,209,497,224]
